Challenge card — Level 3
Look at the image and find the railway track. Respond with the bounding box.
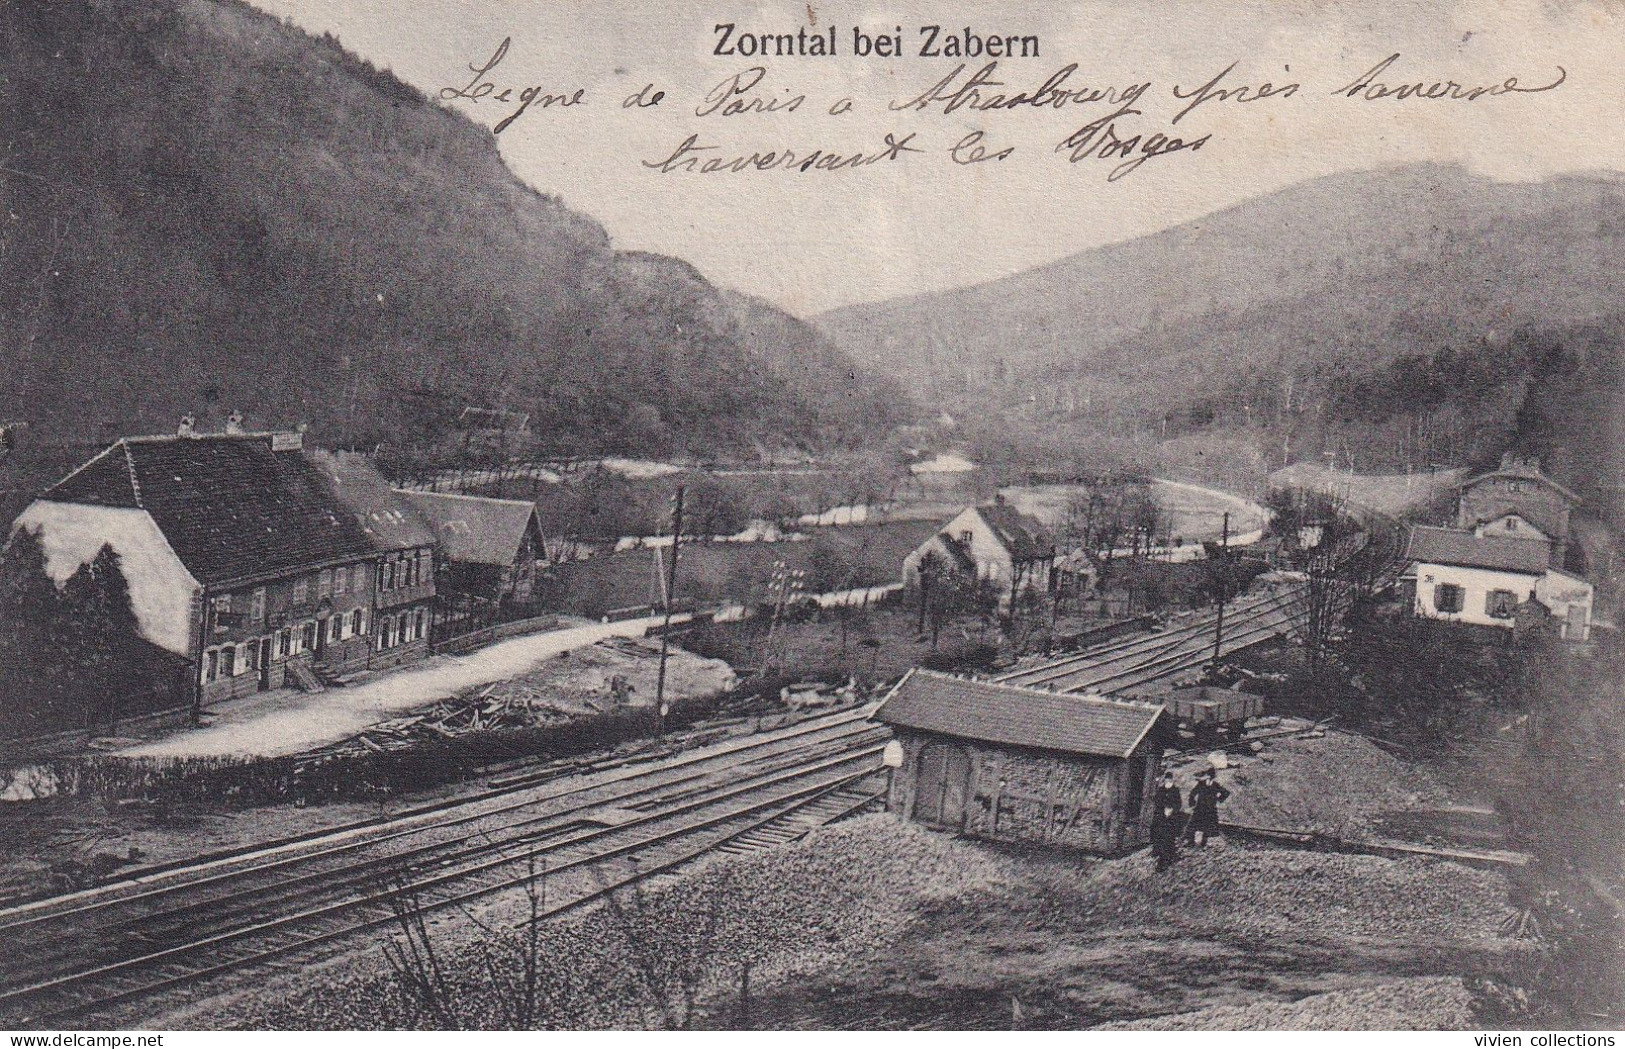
[994,585,1310,696]
[0,708,890,1027]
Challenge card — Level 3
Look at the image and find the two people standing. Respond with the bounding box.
[1149,767,1232,870]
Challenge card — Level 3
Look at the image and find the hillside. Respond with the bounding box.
[0,0,906,464]
[816,165,1625,496]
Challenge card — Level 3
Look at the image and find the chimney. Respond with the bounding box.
[177,414,196,437]
[225,410,245,435]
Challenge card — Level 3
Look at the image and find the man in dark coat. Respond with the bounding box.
[1150,772,1184,870]
[1185,768,1232,846]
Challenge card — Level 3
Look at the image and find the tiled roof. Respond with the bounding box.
[43,435,376,586]
[400,490,543,567]
[874,669,1166,759]
[975,504,1053,562]
[305,450,436,552]
[1463,463,1580,505]
[1405,525,1549,575]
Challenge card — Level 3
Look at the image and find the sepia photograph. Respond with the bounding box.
[0,0,1621,1035]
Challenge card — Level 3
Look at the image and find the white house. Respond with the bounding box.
[901,503,1055,610]
[1402,525,1592,640]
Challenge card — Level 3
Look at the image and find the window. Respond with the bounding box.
[416,608,427,641]
[354,565,368,593]
[1434,583,1465,614]
[293,577,308,605]
[205,649,219,683]
[385,560,397,590]
[318,570,333,599]
[329,617,343,644]
[250,588,266,625]
[351,608,365,636]
[277,630,291,658]
[1505,517,1518,532]
[379,615,395,649]
[334,566,348,596]
[301,621,316,652]
[220,645,236,678]
[1486,589,1518,619]
[959,529,973,544]
[245,640,260,672]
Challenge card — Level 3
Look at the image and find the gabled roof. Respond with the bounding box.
[874,669,1167,759]
[1463,461,1580,505]
[42,435,376,587]
[1405,525,1550,575]
[973,503,1053,562]
[304,449,436,552]
[399,490,544,566]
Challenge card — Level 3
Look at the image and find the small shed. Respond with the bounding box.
[874,669,1170,855]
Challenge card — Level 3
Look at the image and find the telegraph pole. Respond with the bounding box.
[1212,511,1230,665]
[653,485,685,736]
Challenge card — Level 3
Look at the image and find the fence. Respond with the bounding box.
[430,613,563,656]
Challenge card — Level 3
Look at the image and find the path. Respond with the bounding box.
[118,614,683,760]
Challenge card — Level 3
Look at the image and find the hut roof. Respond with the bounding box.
[874,669,1166,759]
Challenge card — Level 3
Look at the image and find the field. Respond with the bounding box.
[681,604,1005,685]
[534,521,939,620]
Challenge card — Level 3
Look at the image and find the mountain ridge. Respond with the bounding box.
[0,0,906,464]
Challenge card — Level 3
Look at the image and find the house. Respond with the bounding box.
[399,490,546,606]
[874,669,1170,854]
[1401,525,1593,640]
[901,502,1055,611]
[1457,453,1579,570]
[12,428,436,709]
[306,450,438,671]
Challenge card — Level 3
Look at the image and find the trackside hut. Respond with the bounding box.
[875,669,1169,855]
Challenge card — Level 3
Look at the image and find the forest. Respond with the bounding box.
[0,0,908,472]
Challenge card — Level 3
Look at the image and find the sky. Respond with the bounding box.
[249,0,1624,315]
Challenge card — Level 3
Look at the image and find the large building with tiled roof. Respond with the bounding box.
[13,429,438,709]
[900,500,1055,612]
[874,669,1168,854]
[1457,452,1579,570]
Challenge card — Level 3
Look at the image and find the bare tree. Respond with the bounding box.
[382,852,559,1029]
[597,863,726,1030]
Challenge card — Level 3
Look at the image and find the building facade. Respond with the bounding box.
[1402,525,1593,640]
[400,490,547,607]
[1457,453,1579,570]
[875,670,1167,855]
[901,502,1055,611]
[13,429,438,711]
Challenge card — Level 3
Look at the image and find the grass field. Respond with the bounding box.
[534,520,940,620]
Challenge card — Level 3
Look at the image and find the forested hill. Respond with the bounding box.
[814,164,1625,500]
[0,0,907,459]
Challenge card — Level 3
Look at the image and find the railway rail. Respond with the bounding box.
[994,585,1311,696]
[0,708,890,1027]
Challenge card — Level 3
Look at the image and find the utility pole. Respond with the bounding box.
[1212,511,1230,666]
[653,485,684,737]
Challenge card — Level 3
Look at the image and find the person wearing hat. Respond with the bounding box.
[1185,767,1232,847]
[1150,771,1184,871]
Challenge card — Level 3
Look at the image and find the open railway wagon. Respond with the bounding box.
[1159,685,1265,746]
